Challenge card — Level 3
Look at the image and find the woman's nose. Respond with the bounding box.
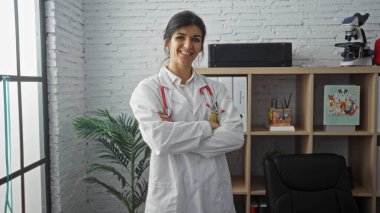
[184,38,193,49]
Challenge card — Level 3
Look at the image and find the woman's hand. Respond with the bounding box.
[158,111,172,122]
[208,120,220,130]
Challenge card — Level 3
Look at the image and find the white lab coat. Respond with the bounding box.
[130,66,244,213]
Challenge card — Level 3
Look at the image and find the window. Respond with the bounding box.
[0,0,50,212]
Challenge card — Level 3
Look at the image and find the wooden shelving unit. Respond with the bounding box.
[197,66,380,213]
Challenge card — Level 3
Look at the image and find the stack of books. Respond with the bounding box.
[251,197,267,213]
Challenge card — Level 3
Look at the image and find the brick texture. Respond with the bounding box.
[45,0,87,212]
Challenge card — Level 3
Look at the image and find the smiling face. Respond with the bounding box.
[165,25,203,72]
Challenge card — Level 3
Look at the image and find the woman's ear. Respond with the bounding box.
[164,40,171,54]
[164,39,169,48]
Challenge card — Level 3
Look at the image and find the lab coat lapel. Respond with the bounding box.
[158,68,192,112]
[193,73,208,116]
[158,68,172,90]
[157,68,174,109]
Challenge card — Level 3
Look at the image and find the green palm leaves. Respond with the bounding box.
[73,109,150,213]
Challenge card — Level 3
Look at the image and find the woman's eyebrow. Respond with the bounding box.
[176,32,202,38]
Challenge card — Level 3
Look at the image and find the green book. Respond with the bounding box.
[323,85,360,126]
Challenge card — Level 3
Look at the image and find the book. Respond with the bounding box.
[266,123,295,132]
[378,76,380,132]
[233,77,247,132]
[251,196,268,213]
[258,196,268,213]
[251,198,259,213]
[218,76,233,99]
[377,146,380,193]
[324,125,355,131]
[323,85,360,129]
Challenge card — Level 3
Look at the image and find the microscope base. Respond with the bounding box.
[340,57,372,66]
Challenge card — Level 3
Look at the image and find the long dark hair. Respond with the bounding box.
[164,10,207,51]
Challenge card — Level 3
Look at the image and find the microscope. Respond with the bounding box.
[335,13,373,66]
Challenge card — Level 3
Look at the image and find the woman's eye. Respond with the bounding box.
[176,36,185,40]
[193,38,201,42]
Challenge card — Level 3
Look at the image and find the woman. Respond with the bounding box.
[130,10,244,213]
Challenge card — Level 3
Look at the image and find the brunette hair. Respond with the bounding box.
[163,10,207,50]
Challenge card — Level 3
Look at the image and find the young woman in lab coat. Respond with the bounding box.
[130,10,244,213]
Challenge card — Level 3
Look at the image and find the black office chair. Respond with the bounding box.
[263,153,359,213]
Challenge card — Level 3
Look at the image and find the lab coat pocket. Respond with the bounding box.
[146,181,178,212]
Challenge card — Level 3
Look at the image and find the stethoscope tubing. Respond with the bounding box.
[159,82,221,117]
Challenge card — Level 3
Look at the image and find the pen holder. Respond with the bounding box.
[209,112,218,122]
[268,107,291,126]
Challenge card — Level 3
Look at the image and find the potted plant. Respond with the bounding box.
[73,109,150,213]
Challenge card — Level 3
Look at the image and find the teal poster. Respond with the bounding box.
[323,85,360,125]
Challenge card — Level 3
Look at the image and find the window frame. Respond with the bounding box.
[0,0,51,212]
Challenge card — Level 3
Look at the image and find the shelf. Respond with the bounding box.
[250,176,266,195]
[199,66,380,213]
[310,66,380,74]
[197,66,380,75]
[352,185,372,197]
[313,131,373,136]
[313,125,373,135]
[231,176,247,195]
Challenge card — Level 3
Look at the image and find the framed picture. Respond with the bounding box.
[323,85,360,125]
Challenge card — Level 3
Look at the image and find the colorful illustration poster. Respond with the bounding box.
[323,85,360,125]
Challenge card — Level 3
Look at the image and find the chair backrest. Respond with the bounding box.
[263,153,359,213]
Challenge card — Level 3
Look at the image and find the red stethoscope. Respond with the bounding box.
[160,83,224,117]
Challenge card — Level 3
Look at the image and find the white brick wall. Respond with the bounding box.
[84,0,380,116]
[47,0,380,212]
[45,0,87,212]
